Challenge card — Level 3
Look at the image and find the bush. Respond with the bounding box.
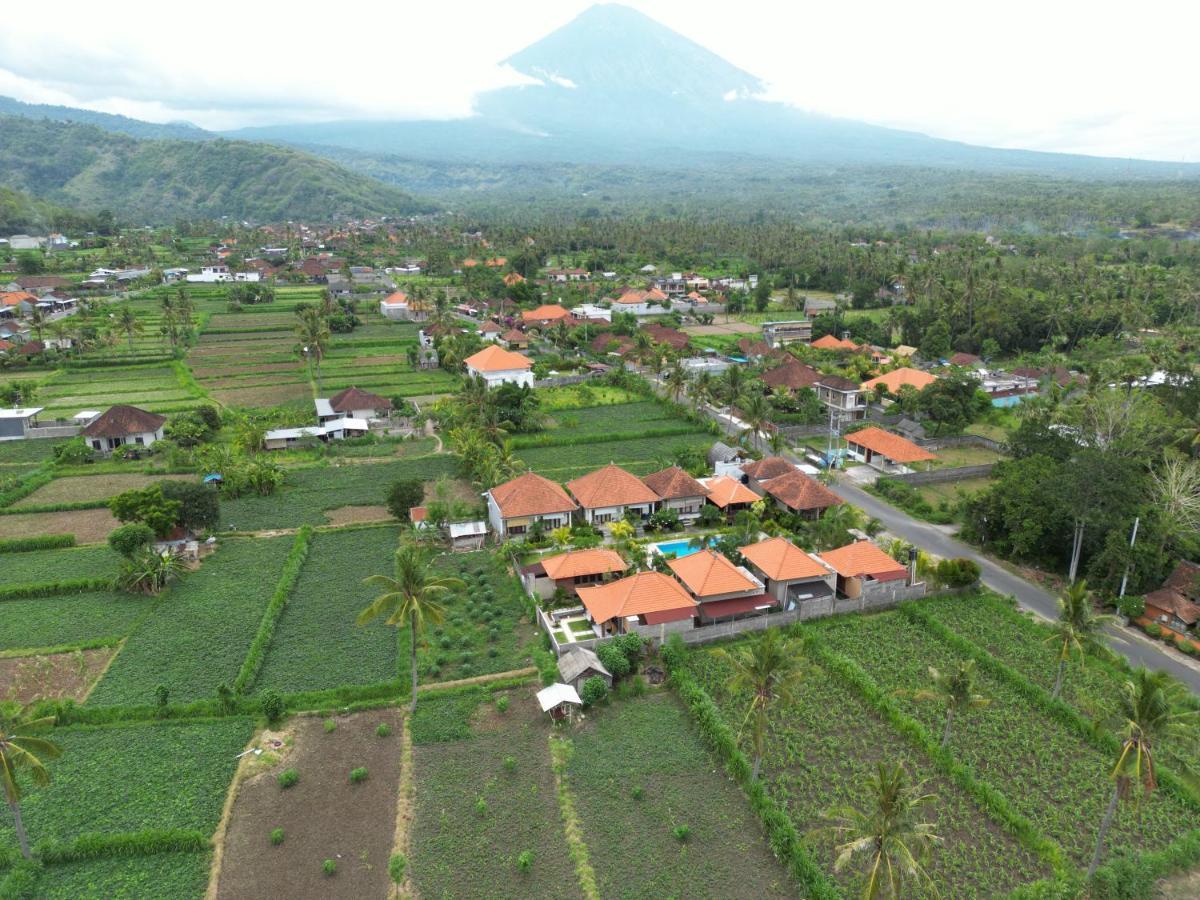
[503,756,517,774]
[1176,636,1195,655]
[615,632,644,665]
[388,853,407,884]
[154,684,170,707]
[260,689,286,723]
[376,722,392,737]
[516,850,534,873]
[349,766,369,784]
[270,827,285,846]
[475,797,488,817]
[323,859,337,876]
[496,695,510,714]
[1117,594,1145,620]
[673,824,691,843]
[323,718,337,733]
[935,557,981,589]
[580,675,610,707]
[0,533,75,553]
[631,786,644,801]
[107,522,156,558]
[596,642,631,679]
[387,478,425,521]
[1145,622,1163,639]
[661,632,688,673]
[277,769,299,789]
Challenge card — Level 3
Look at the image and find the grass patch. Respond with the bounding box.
[1,591,151,653]
[0,545,119,588]
[12,851,213,899]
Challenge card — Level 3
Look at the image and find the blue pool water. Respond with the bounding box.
[654,536,717,558]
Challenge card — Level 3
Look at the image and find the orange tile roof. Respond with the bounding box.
[381,291,409,306]
[740,537,830,581]
[641,466,708,500]
[541,548,628,581]
[812,334,860,351]
[500,329,527,343]
[503,272,526,285]
[861,367,937,393]
[845,427,936,464]
[465,344,532,373]
[577,571,696,623]
[818,541,907,579]
[668,550,759,598]
[488,472,577,518]
[521,304,571,323]
[700,475,760,508]
[567,464,660,509]
[742,456,796,482]
[0,291,37,307]
[758,470,843,512]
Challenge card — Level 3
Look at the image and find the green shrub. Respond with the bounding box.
[1145,622,1163,639]
[580,675,609,707]
[496,695,510,713]
[270,827,285,846]
[154,684,169,708]
[260,689,286,723]
[0,533,75,553]
[503,755,516,774]
[349,766,369,784]
[1177,636,1195,655]
[673,824,691,843]
[516,849,534,872]
[631,785,644,800]
[277,769,299,790]
[1117,594,1145,620]
[475,797,488,817]
[388,853,406,884]
[935,557,981,588]
[323,718,337,733]
[597,642,631,679]
[323,859,337,876]
[376,722,392,737]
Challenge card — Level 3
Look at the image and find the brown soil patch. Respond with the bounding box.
[0,507,120,543]
[324,505,393,526]
[14,473,192,508]
[0,648,114,704]
[1159,868,1200,898]
[682,321,760,335]
[192,361,302,379]
[215,709,404,899]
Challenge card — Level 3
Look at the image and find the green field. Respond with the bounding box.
[0,545,118,587]
[11,851,213,900]
[1,591,152,652]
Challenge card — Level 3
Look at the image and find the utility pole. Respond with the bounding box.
[1118,516,1140,600]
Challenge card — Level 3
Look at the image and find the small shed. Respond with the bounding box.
[536,683,582,721]
[448,521,487,551]
[557,646,613,692]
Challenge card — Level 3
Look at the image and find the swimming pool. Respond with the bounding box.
[653,536,717,558]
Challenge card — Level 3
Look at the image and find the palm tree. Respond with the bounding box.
[913,659,990,748]
[815,761,941,900]
[713,628,806,780]
[1,709,63,859]
[722,365,745,417]
[738,392,773,452]
[359,541,465,712]
[294,307,330,392]
[1046,580,1114,701]
[27,307,46,342]
[664,361,688,405]
[811,503,864,552]
[115,304,143,350]
[1088,669,1200,878]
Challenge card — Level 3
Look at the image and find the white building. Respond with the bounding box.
[464,344,534,389]
[81,405,166,455]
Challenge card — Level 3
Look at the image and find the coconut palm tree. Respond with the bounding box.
[1046,580,1115,701]
[27,307,46,342]
[664,361,688,405]
[738,392,773,452]
[1,709,63,859]
[722,365,744,417]
[294,306,330,392]
[115,304,143,350]
[815,761,941,900]
[913,659,990,749]
[360,540,465,712]
[713,628,806,780]
[1088,669,1200,878]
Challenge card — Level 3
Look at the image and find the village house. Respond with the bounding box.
[641,466,709,522]
[478,321,504,342]
[811,333,862,352]
[520,304,572,329]
[545,267,590,282]
[815,374,866,420]
[380,291,428,321]
[763,358,823,393]
[819,540,909,599]
[612,288,669,316]
[740,537,836,608]
[697,474,760,518]
[499,329,529,351]
[556,645,612,692]
[577,571,697,636]
[315,386,393,423]
[0,407,44,441]
[1144,561,1200,634]
[485,471,577,539]
[844,426,937,474]
[566,463,660,527]
[668,549,773,624]
[862,367,938,396]
[523,548,629,600]
[81,405,166,455]
[743,457,843,519]
[641,323,690,352]
[465,344,535,389]
[263,419,369,451]
[761,320,812,348]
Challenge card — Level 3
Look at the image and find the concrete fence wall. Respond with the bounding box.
[917,433,1005,453]
[891,464,995,486]
[26,425,82,439]
[534,373,601,388]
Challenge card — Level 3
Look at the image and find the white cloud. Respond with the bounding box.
[0,0,1196,159]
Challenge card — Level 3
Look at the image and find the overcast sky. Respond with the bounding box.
[1,0,1196,161]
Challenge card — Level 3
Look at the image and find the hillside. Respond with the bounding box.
[0,95,210,141]
[0,185,115,235]
[0,116,432,223]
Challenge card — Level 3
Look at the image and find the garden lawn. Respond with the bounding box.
[253,526,402,695]
[686,642,1046,896]
[13,851,212,899]
[0,717,253,850]
[409,688,579,899]
[0,544,119,587]
[567,693,794,898]
[812,611,1200,865]
[1,591,152,652]
[87,536,293,706]
[220,457,457,531]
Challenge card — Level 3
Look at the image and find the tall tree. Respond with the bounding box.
[816,761,941,899]
[1045,580,1115,700]
[713,628,806,780]
[914,659,990,748]
[359,541,464,712]
[115,304,143,350]
[294,306,330,392]
[1,710,63,859]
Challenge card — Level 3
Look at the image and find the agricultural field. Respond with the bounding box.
[1,591,150,653]
[0,507,121,544]
[685,636,1046,896]
[34,363,208,419]
[0,544,118,587]
[409,687,579,899]
[87,536,294,706]
[11,472,193,508]
[813,609,1200,866]
[566,693,794,898]
[10,851,213,900]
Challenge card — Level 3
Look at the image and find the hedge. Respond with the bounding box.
[35,828,208,864]
[232,526,313,694]
[669,665,842,900]
[1088,828,1200,899]
[0,499,111,516]
[805,634,1069,876]
[0,579,116,601]
[0,534,75,553]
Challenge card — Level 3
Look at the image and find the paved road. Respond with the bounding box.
[641,369,1200,693]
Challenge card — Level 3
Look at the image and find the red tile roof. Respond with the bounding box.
[641,466,708,500]
[699,594,776,618]
[700,475,759,508]
[819,541,907,579]
[845,427,936,464]
[763,359,822,391]
[758,469,843,512]
[81,405,166,439]
[861,367,937,393]
[577,571,697,623]
[740,537,830,581]
[488,472,577,519]
[668,549,759,598]
[567,464,660,510]
[329,386,392,413]
[465,344,532,372]
[812,334,860,352]
[742,456,796,482]
[541,549,628,581]
[521,304,571,324]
